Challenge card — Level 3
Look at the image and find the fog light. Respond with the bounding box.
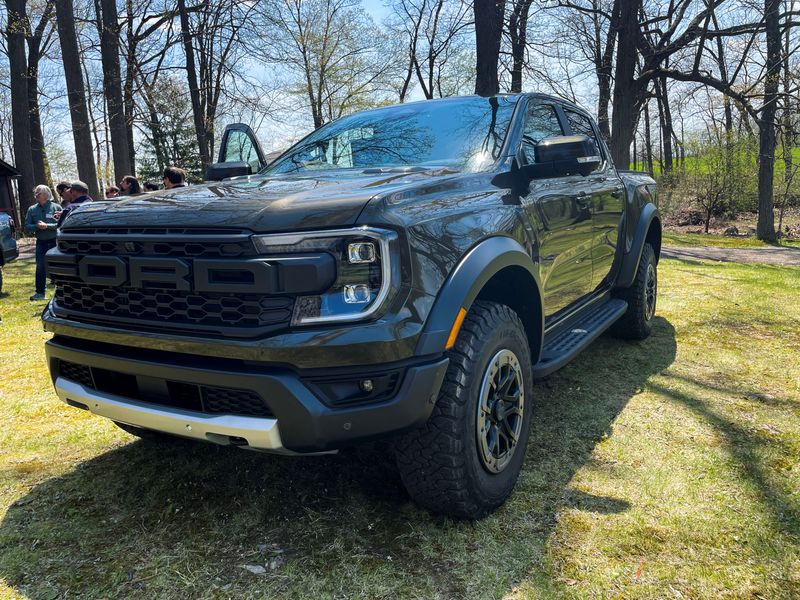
[347,242,376,263]
[360,379,373,392]
[344,284,371,304]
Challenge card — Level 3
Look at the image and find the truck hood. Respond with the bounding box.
[61,169,460,233]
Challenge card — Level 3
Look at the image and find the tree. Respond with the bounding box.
[474,0,504,96]
[506,0,535,93]
[177,0,255,170]
[386,0,472,100]
[258,0,393,128]
[96,0,132,182]
[756,0,780,242]
[137,75,202,182]
[3,0,35,212]
[54,0,99,198]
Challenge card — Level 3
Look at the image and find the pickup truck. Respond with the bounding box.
[43,94,660,519]
[0,212,18,293]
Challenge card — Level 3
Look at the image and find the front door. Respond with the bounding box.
[217,123,268,174]
[519,102,594,318]
[560,108,625,289]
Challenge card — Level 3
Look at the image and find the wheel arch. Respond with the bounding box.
[616,203,661,289]
[415,236,544,363]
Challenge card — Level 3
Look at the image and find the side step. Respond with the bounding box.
[532,299,628,379]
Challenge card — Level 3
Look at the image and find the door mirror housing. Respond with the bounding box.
[491,135,602,192]
[204,161,252,181]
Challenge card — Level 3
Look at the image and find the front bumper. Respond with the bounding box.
[46,336,448,453]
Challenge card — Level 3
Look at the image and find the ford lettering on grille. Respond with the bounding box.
[46,251,335,295]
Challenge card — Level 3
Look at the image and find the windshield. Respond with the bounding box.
[263,96,517,175]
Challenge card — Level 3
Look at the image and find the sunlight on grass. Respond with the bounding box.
[663,231,800,248]
[1,256,798,598]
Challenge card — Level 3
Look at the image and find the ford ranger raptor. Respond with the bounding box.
[44,94,660,519]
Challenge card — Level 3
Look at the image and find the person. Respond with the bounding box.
[56,180,93,226]
[105,185,120,199]
[24,185,60,301]
[55,181,71,206]
[143,181,160,192]
[119,175,141,195]
[162,166,187,189]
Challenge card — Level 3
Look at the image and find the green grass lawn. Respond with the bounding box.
[663,231,800,248]
[1,257,799,599]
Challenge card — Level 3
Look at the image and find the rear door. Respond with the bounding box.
[559,108,625,290]
[519,101,594,318]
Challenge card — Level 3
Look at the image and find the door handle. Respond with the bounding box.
[575,192,590,208]
[611,189,624,199]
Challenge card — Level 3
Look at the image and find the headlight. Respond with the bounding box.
[251,227,398,325]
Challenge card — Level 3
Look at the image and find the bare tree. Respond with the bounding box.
[96,0,132,181]
[474,0,504,96]
[54,0,99,198]
[3,0,35,212]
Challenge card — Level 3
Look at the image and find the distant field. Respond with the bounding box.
[1,257,799,599]
[663,231,800,248]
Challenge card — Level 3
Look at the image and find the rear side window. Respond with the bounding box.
[521,104,564,164]
[563,109,603,160]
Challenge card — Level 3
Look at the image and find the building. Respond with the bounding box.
[0,159,20,221]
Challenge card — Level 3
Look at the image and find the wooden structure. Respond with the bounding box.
[0,159,20,221]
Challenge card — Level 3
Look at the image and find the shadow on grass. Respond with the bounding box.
[0,318,677,599]
[651,377,800,539]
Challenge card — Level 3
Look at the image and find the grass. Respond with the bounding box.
[1,256,799,598]
[663,231,800,248]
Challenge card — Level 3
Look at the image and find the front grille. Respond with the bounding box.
[57,228,255,258]
[54,282,293,331]
[50,229,296,337]
[59,360,94,388]
[58,359,273,418]
[203,386,270,417]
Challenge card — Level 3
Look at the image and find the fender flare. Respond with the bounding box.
[616,203,661,289]
[415,236,543,356]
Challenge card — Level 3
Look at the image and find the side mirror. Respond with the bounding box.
[532,135,600,177]
[204,161,252,182]
[491,135,601,192]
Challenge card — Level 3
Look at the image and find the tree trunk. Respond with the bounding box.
[643,99,653,175]
[177,0,211,168]
[98,0,131,183]
[123,0,137,172]
[26,3,53,188]
[595,0,617,142]
[608,0,642,168]
[54,0,100,199]
[508,0,533,93]
[756,0,779,242]
[656,77,673,173]
[474,0,504,96]
[4,0,36,214]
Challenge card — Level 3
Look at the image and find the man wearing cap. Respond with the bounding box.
[56,180,93,226]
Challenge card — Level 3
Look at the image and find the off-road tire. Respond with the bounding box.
[395,301,533,519]
[114,421,182,443]
[612,242,657,340]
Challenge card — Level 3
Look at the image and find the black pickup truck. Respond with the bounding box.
[44,94,660,518]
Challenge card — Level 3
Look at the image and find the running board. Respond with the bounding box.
[532,299,628,379]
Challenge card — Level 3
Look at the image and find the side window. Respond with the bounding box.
[563,109,603,162]
[224,130,260,172]
[521,104,564,163]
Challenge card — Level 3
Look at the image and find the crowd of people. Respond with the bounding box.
[23,166,188,301]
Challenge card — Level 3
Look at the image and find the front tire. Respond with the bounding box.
[395,301,533,519]
[612,242,657,340]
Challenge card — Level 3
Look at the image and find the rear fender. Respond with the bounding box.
[616,203,661,289]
